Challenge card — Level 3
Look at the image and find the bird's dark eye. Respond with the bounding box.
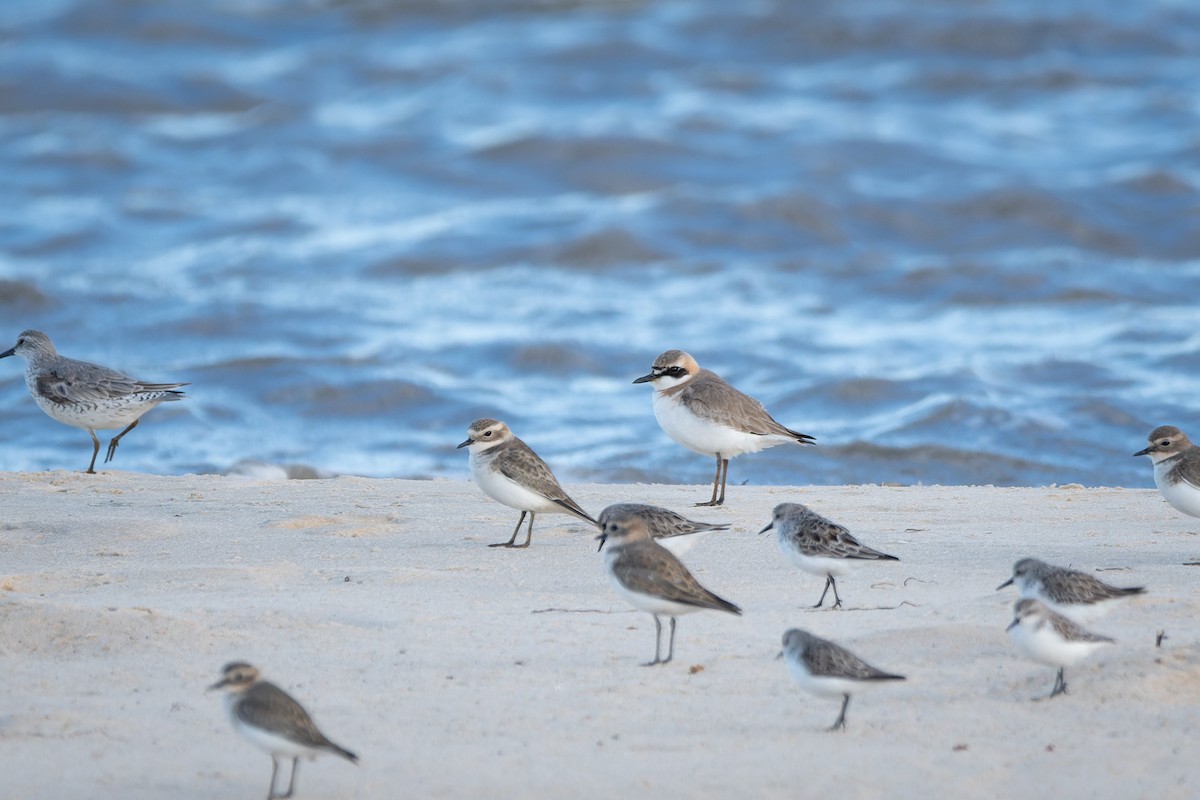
[483,430,493,437]
[17,338,24,345]
[667,366,687,377]
[1162,440,1171,446]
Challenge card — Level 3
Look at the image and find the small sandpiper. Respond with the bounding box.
[996,557,1145,624]
[759,502,899,609]
[0,329,187,473]
[634,350,814,506]
[1134,425,1200,518]
[209,662,358,800]
[458,418,596,548]
[598,515,741,666]
[1005,598,1114,699]
[596,502,730,557]
[779,628,906,732]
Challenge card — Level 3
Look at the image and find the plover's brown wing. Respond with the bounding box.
[496,439,594,523]
[801,636,905,682]
[611,543,741,614]
[1167,448,1200,489]
[238,683,358,761]
[680,369,814,442]
[1041,570,1144,603]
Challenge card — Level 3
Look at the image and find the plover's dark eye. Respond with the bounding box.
[483,430,493,437]
[1161,440,1171,447]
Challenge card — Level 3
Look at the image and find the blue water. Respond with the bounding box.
[1,0,1199,487]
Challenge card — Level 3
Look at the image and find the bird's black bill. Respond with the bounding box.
[632,372,659,384]
[758,522,774,535]
[0,347,13,359]
[456,438,471,449]
[1005,618,1019,632]
[206,679,227,691]
[1132,447,1151,457]
[595,533,607,552]
[995,578,1014,591]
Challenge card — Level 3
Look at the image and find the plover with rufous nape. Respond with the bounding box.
[633,350,814,506]
[598,515,741,666]
[1134,425,1200,518]
[209,662,357,800]
[458,418,596,548]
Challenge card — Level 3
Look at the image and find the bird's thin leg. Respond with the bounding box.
[266,757,280,800]
[813,576,833,608]
[641,615,664,666]
[104,418,139,464]
[490,511,527,548]
[516,512,535,548]
[663,616,677,664]
[86,429,101,474]
[829,576,843,609]
[1049,668,1068,698]
[700,455,724,506]
[279,757,299,799]
[827,694,850,732]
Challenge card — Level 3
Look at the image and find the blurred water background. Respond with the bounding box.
[1,0,1199,487]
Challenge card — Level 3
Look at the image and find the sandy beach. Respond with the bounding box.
[2,472,1197,799]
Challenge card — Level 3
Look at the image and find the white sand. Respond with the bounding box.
[2,473,1198,799]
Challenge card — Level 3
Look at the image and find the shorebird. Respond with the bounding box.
[1005,599,1114,699]
[779,628,905,732]
[1134,425,1200,518]
[759,503,899,609]
[996,557,1145,624]
[598,515,741,665]
[633,350,814,506]
[209,662,358,800]
[596,502,730,557]
[0,329,187,473]
[458,418,596,548]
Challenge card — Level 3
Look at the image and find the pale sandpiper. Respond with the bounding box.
[0,329,187,473]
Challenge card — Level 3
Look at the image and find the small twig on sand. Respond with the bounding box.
[1156,630,1167,647]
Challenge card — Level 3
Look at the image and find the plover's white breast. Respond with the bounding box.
[226,697,321,760]
[653,391,787,458]
[1152,461,1200,517]
[469,453,563,514]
